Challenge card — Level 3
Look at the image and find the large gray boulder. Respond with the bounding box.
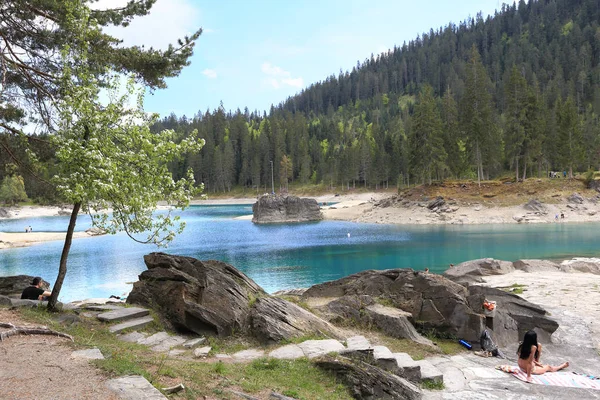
[318,295,434,347]
[513,259,561,273]
[567,192,585,204]
[314,355,422,400]
[0,275,50,298]
[523,199,547,213]
[559,258,600,274]
[250,297,339,343]
[128,252,266,336]
[467,285,558,347]
[444,258,514,285]
[128,253,337,343]
[252,195,322,224]
[302,269,486,343]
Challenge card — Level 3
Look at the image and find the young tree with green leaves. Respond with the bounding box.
[46,2,204,310]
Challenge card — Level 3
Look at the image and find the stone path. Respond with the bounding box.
[52,300,600,399]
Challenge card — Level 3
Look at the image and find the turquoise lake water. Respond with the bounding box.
[1,204,599,302]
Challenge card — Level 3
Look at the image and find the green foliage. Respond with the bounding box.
[53,6,203,246]
[421,380,445,390]
[0,175,29,205]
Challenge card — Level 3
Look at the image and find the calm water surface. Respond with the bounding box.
[1,204,599,302]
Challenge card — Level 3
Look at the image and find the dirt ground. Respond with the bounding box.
[0,309,117,400]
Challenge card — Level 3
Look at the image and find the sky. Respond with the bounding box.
[100,0,504,118]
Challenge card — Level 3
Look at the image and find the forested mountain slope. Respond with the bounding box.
[7,0,598,201]
[153,0,600,194]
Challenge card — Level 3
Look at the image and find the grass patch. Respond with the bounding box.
[374,297,395,308]
[421,380,445,390]
[500,283,528,294]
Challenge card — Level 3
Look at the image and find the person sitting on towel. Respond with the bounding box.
[517,330,569,382]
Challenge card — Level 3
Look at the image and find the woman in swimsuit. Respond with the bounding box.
[517,330,569,382]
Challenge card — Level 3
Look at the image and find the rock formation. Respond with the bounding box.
[252,194,322,224]
[127,253,338,343]
[314,354,422,400]
[302,269,486,343]
[467,286,559,347]
[443,258,515,285]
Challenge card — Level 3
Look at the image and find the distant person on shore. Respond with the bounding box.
[517,330,569,382]
[561,212,564,220]
[21,277,52,301]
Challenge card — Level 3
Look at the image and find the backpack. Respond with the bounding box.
[480,329,503,357]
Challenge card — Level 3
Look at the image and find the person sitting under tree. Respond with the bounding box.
[21,277,52,301]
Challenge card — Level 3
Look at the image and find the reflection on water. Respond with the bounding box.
[1,204,599,302]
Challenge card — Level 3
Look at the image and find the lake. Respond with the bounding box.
[1,204,599,302]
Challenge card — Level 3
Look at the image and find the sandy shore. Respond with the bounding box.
[2,191,600,248]
[0,231,94,249]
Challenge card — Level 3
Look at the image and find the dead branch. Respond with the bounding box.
[0,322,74,342]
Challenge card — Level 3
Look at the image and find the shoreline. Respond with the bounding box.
[2,191,600,249]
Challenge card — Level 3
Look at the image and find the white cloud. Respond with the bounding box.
[202,69,217,79]
[92,0,201,50]
[261,62,304,89]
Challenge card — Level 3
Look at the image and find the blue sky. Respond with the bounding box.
[102,0,503,118]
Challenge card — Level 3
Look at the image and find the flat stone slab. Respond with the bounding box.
[118,331,147,343]
[215,354,232,360]
[168,349,186,357]
[151,336,187,352]
[183,337,206,348]
[98,307,149,322]
[71,348,104,360]
[269,344,305,360]
[346,335,371,351]
[393,353,422,382]
[82,304,124,311]
[105,375,166,400]
[109,316,154,333]
[137,332,170,346]
[414,359,443,384]
[297,339,345,359]
[193,346,211,358]
[232,349,265,362]
[373,345,395,360]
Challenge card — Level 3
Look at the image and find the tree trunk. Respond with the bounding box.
[48,202,81,311]
[515,156,519,182]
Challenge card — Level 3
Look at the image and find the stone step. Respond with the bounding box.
[82,304,124,312]
[345,335,371,351]
[137,332,170,346]
[109,316,154,333]
[98,307,149,323]
[151,336,187,352]
[268,344,304,360]
[182,337,206,349]
[372,345,398,371]
[393,352,422,382]
[297,339,345,359]
[105,375,166,399]
[414,359,444,384]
